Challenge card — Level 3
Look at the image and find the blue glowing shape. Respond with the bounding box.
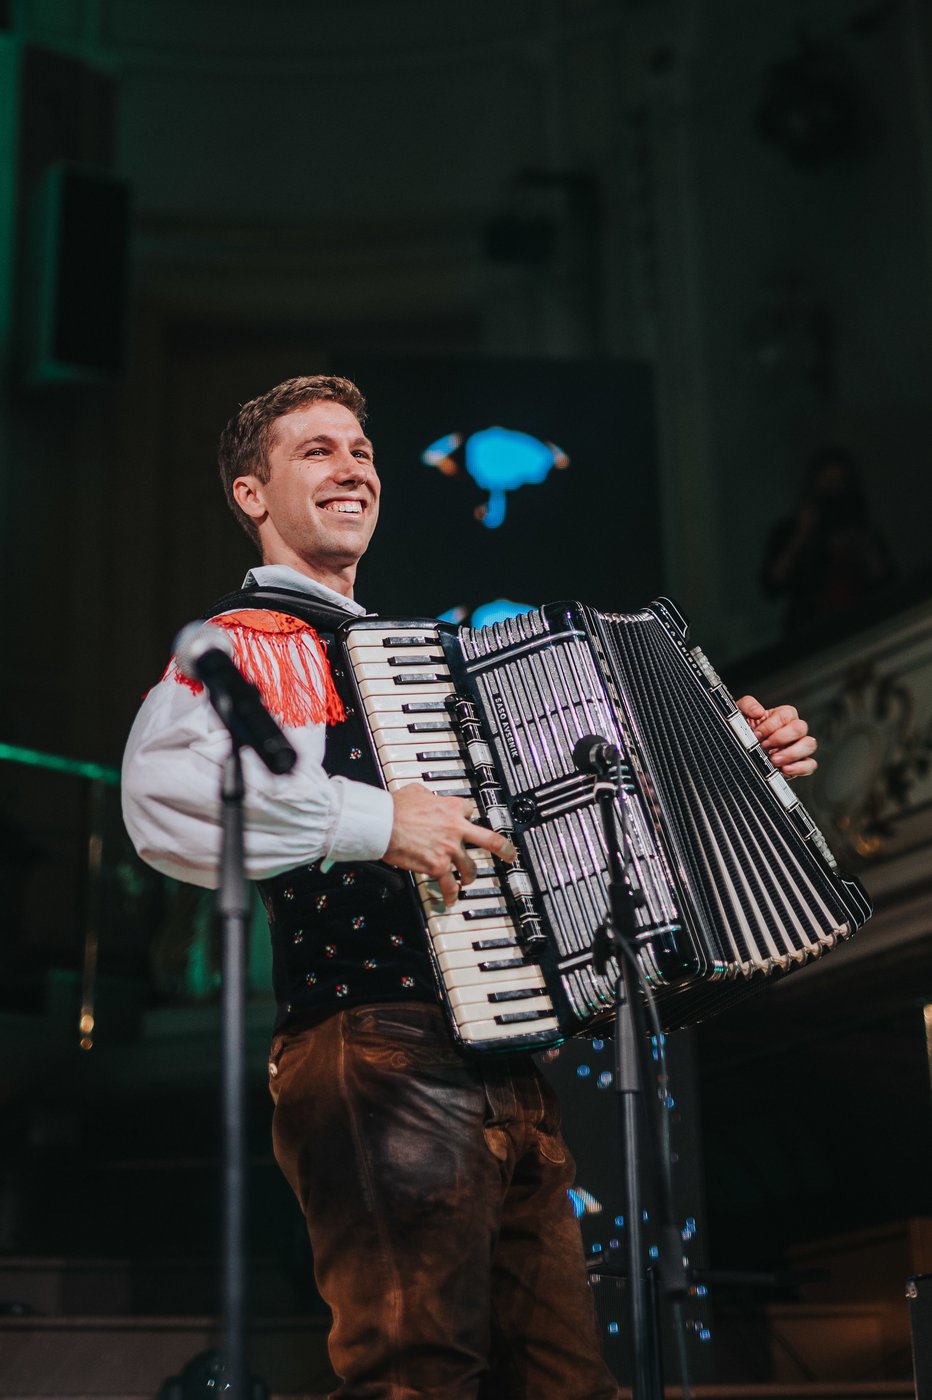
[470,598,535,629]
[577,1064,591,1078]
[437,599,536,628]
[567,1185,604,1217]
[422,425,569,528]
[597,1071,613,1089]
[423,432,462,464]
[466,427,565,528]
[608,1322,620,1336]
[436,605,467,624]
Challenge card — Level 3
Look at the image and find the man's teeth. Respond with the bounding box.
[322,501,363,513]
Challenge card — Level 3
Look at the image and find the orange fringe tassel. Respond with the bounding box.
[165,609,346,727]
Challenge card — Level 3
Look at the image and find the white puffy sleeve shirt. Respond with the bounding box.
[121,572,394,889]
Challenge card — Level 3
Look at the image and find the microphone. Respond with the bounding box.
[572,733,620,776]
[174,622,298,775]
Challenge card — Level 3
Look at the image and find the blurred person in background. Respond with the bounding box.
[761,445,895,635]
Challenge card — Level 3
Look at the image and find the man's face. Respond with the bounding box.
[235,399,380,588]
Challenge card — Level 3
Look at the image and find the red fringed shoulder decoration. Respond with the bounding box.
[164,609,345,727]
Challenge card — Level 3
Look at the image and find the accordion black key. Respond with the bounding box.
[340,599,871,1052]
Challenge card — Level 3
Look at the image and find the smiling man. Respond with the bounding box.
[122,373,817,1400]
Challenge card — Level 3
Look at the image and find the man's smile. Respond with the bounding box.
[319,497,368,514]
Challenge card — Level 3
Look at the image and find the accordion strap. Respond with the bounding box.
[205,584,373,633]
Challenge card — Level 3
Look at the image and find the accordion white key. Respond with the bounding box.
[339,598,871,1052]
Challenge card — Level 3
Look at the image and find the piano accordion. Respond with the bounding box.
[337,599,871,1052]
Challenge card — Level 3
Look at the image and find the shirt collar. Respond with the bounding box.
[242,564,367,616]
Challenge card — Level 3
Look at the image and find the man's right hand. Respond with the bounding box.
[384,782,517,908]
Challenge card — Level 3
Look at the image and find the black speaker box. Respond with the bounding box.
[20,160,131,385]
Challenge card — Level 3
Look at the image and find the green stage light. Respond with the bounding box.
[0,741,120,785]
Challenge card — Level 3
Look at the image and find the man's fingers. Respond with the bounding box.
[385,784,519,897]
[434,866,461,908]
[735,698,819,781]
[736,694,766,721]
[780,757,818,778]
[463,823,517,862]
[770,737,818,776]
[763,718,808,747]
[770,734,817,763]
[452,843,478,887]
[753,704,803,742]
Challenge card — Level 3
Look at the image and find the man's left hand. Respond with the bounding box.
[736,695,818,778]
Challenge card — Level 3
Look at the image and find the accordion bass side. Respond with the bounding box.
[338,599,871,1052]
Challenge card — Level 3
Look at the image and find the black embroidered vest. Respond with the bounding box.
[208,585,438,1031]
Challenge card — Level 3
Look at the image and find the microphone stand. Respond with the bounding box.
[588,749,682,1400]
[218,726,250,1400]
[163,626,297,1399]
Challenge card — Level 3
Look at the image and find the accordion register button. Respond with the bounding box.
[512,797,538,825]
[728,712,759,749]
[768,771,797,809]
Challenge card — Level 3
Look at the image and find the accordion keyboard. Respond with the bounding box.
[343,625,560,1048]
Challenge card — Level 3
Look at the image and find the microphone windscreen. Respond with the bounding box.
[173,621,235,680]
[573,734,604,773]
